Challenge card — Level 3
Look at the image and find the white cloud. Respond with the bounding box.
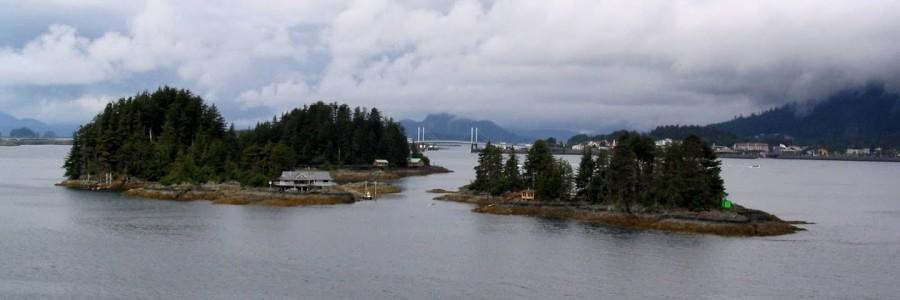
[2,0,900,130]
[35,94,113,124]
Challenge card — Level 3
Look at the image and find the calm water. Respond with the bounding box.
[1,146,898,299]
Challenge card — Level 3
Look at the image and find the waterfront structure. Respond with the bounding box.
[408,157,425,167]
[809,148,830,157]
[713,145,736,154]
[373,159,389,167]
[275,170,335,192]
[846,148,871,156]
[773,144,805,156]
[734,142,769,153]
[521,189,535,201]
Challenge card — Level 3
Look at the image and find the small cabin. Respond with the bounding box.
[408,157,424,168]
[521,189,535,201]
[373,159,389,168]
[274,170,335,193]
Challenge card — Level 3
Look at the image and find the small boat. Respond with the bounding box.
[362,181,376,200]
[750,164,761,168]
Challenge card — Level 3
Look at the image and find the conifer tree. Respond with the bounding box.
[575,147,594,195]
[503,149,523,191]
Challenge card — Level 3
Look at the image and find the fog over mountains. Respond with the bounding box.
[712,83,900,148]
[0,112,77,137]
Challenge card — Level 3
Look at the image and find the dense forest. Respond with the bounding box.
[472,134,726,211]
[64,87,411,186]
[570,83,900,149]
[712,83,900,148]
[9,127,39,138]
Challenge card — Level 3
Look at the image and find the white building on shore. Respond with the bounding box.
[275,170,335,192]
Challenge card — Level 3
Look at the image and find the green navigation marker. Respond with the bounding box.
[721,198,733,209]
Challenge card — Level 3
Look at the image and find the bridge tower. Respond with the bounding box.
[470,127,479,150]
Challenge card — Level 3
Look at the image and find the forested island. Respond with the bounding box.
[59,87,447,206]
[433,134,804,236]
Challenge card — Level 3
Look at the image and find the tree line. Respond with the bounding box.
[3,127,56,139]
[64,87,411,186]
[471,134,726,211]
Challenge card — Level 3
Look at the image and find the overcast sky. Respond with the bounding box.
[2,0,899,132]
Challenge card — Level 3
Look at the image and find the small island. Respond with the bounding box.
[433,135,805,236]
[58,87,448,206]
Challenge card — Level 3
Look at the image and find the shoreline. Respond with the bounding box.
[56,166,450,207]
[59,180,364,207]
[431,190,806,237]
[0,138,73,147]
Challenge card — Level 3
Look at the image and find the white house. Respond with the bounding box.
[846,148,870,156]
[275,170,335,192]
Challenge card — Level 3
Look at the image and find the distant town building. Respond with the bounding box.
[846,148,871,156]
[275,170,335,192]
[807,148,830,157]
[373,159,390,168]
[712,145,736,154]
[571,139,616,151]
[734,142,769,153]
[773,144,805,156]
[655,138,674,147]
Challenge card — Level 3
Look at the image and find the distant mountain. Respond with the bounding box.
[0,112,77,138]
[712,83,900,148]
[401,113,530,143]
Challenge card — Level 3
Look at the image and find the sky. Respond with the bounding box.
[1,0,900,132]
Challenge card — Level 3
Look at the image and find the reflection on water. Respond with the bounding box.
[1,145,899,299]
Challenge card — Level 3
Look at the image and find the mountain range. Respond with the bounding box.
[0,112,77,138]
[711,83,900,148]
[569,83,900,149]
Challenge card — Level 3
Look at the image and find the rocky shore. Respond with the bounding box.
[58,178,401,207]
[1,138,73,146]
[331,165,451,182]
[430,190,806,236]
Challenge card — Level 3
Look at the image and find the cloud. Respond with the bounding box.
[2,0,900,131]
[35,94,113,124]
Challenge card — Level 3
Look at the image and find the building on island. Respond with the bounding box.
[521,189,535,201]
[275,170,335,192]
[734,142,769,153]
[373,159,389,168]
[408,157,425,168]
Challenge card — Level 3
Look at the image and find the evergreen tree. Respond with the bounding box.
[575,147,594,195]
[608,135,640,212]
[523,139,553,187]
[586,150,609,203]
[503,149,523,191]
[471,143,505,194]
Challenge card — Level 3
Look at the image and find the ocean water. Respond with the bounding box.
[1,145,898,299]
